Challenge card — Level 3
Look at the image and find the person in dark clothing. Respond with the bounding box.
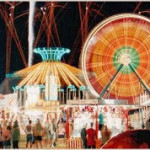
[98,111,104,131]
[81,124,87,149]
[2,125,11,149]
[0,125,3,148]
[12,120,20,149]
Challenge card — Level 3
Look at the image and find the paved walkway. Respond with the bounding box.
[16,135,67,149]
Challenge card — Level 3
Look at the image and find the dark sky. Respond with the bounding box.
[1,2,150,83]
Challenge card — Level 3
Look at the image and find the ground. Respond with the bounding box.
[18,135,67,149]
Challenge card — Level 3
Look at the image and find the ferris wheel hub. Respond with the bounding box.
[119,53,131,66]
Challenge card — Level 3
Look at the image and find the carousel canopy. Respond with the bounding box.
[15,61,84,87]
[15,47,84,88]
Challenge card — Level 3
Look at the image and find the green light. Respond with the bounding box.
[34,47,70,61]
[113,46,140,74]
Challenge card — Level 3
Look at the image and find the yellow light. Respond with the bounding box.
[26,86,40,104]
[16,62,84,88]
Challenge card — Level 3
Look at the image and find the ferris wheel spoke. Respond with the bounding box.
[90,65,117,85]
[128,67,138,98]
[98,64,123,99]
[136,34,150,50]
[86,61,113,69]
[89,51,113,58]
[131,21,144,48]
[141,50,150,57]
[123,19,128,47]
[132,62,148,75]
[134,21,144,38]
[130,83,137,98]
[133,50,150,59]
[129,64,150,96]
[109,71,121,98]
[117,72,127,98]
[109,23,121,47]
[130,49,138,56]
[99,35,118,53]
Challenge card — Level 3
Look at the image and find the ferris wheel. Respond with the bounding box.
[81,13,150,102]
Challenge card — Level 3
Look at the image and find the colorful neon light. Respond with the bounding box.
[82,13,150,101]
[34,47,70,61]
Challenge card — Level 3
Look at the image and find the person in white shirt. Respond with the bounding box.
[57,118,66,138]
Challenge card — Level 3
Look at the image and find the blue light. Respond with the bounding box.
[38,85,45,88]
[67,85,76,91]
[34,47,70,61]
[24,85,45,89]
[6,73,20,78]
[67,85,75,89]
[79,85,86,91]
[59,88,64,92]
[12,86,24,91]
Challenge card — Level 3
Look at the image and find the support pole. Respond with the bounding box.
[128,64,150,96]
[66,108,70,139]
[126,109,129,130]
[95,111,98,139]
[98,64,123,100]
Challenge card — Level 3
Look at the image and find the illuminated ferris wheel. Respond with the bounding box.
[81,13,150,102]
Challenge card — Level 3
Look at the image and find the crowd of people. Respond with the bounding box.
[80,111,111,149]
[0,116,66,149]
[81,123,97,149]
[0,120,20,149]
[1,106,149,149]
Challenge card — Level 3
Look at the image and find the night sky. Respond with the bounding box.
[1,2,150,83]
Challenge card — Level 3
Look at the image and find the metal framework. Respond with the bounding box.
[98,63,150,100]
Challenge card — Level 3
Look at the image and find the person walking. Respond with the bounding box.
[98,110,104,131]
[50,119,57,147]
[25,120,33,148]
[146,118,150,130]
[57,118,66,138]
[2,125,11,149]
[86,123,96,149]
[101,125,111,145]
[12,120,20,149]
[0,124,3,148]
[33,119,43,148]
[81,124,87,149]
[43,120,51,147]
